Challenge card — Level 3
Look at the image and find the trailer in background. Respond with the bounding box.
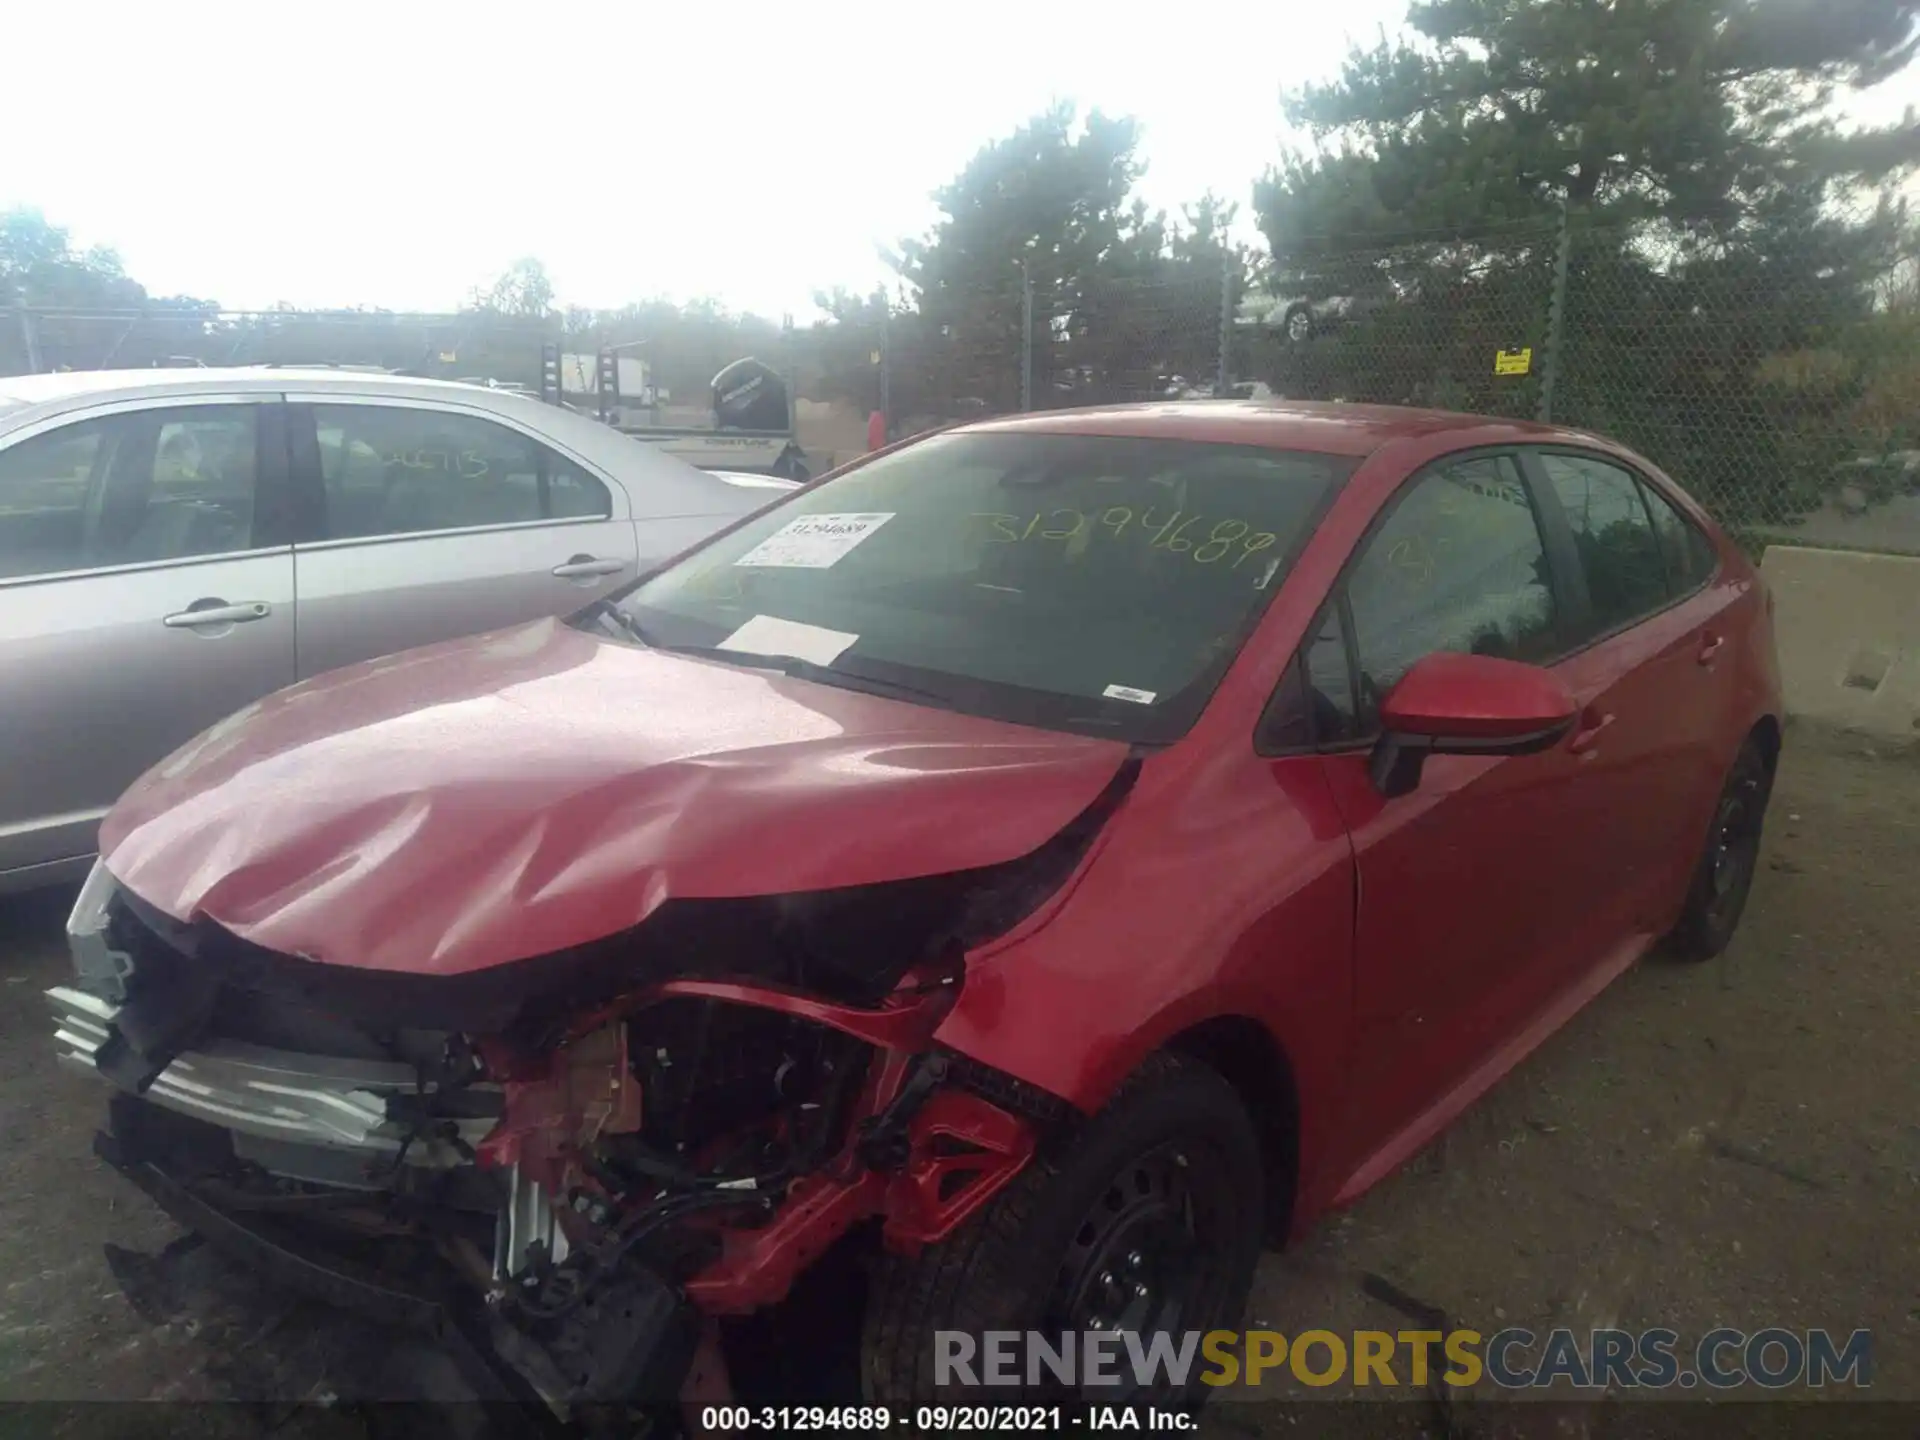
[540,344,811,480]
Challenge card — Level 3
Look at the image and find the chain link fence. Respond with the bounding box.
[1235,218,1917,555]
[11,220,1916,556]
[805,217,1919,556]
[1243,216,1919,556]
[1550,222,1920,556]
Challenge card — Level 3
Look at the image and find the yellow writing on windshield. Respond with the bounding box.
[973,507,1279,569]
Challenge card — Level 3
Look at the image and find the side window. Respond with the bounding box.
[1257,605,1361,752]
[1257,655,1312,752]
[1303,605,1361,744]
[311,405,612,541]
[0,421,109,579]
[1346,454,1559,716]
[0,406,258,580]
[1638,477,1718,593]
[1540,453,1670,632]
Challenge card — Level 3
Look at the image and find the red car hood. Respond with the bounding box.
[100,618,1129,977]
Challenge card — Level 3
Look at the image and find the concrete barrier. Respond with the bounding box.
[1760,544,1920,742]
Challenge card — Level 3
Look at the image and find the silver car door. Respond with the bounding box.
[630,468,797,568]
[285,396,640,678]
[0,396,295,885]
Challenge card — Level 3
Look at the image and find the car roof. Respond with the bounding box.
[0,367,520,412]
[0,367,776,516]
[705,470,802,491]
[962,399,1596,458]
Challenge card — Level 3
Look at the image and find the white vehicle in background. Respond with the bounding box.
[1237,258,1412,344]
[1239,290,1351,344]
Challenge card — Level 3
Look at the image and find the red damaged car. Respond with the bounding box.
[50,402,1781,1415]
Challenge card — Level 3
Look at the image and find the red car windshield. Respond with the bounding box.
[618,431,1353,743]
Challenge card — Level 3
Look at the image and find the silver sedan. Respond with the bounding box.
[0,367,784,892]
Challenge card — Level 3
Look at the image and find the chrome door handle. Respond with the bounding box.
[162,601,272,628]
[551,556,628,579]
[1697,631,1725,666]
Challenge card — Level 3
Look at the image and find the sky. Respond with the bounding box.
[5,1,1914,321]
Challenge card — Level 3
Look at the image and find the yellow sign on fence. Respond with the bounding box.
[1494,347,1533,376]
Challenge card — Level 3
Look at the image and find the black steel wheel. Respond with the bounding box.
[1667,738,1772,960]
[862,1053,1264,1410]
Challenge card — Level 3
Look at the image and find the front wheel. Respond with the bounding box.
[1666,738,1772,960]
[861,1054,1264,1410]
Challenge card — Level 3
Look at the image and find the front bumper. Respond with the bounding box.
[94,1094,569,1420]
[51,860,493,1186]
[54,861,1042,1412]
[49,984,492,1184]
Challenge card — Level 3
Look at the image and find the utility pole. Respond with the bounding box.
[10,280,45,374]
[1019,259,1034,412]
[1537,201,1573,424]
[1216,249,1234,396]
[876,288,891,439]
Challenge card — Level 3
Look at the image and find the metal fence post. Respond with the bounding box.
[877,290,891,438]
[784,312,796,397]
[17,306,44,373]
[1537,202,1572,424]
[782,313,800,449]
[1216,250,1233,396]
[1020,260,1034,412]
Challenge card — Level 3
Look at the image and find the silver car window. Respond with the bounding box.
[311,404,612,541]
[0,405,259,580]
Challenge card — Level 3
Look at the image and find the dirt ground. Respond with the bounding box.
[1,726,1916,1436]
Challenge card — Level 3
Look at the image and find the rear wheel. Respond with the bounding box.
[861,1054,1263,1409]
[1667,738,1772,960]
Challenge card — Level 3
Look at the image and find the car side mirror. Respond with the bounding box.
[1369,653,1578,799]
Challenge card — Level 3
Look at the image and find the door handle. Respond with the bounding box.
[1568,710,1616,756]
[1697,631,1726,666]
[162,600,272,628]
[551,555,628,579]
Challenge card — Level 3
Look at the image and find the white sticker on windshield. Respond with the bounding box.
[733,512,894,569]
[718,614,859,666]
[1102,684,1158,705]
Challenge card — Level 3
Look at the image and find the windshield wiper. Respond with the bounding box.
[587,598,650,644]
[773,657,950,705]
[607,622,948,704]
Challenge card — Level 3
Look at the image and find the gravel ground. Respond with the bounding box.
[1,726,1915,1437]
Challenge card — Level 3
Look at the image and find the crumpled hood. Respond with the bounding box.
[100,618,1129,977]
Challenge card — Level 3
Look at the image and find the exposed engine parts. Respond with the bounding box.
[59,871,1050,1418]
[51,755,1155,1416]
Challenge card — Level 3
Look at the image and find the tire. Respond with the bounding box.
[1667,738,1773,961]
[861,1053,1264,1410]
